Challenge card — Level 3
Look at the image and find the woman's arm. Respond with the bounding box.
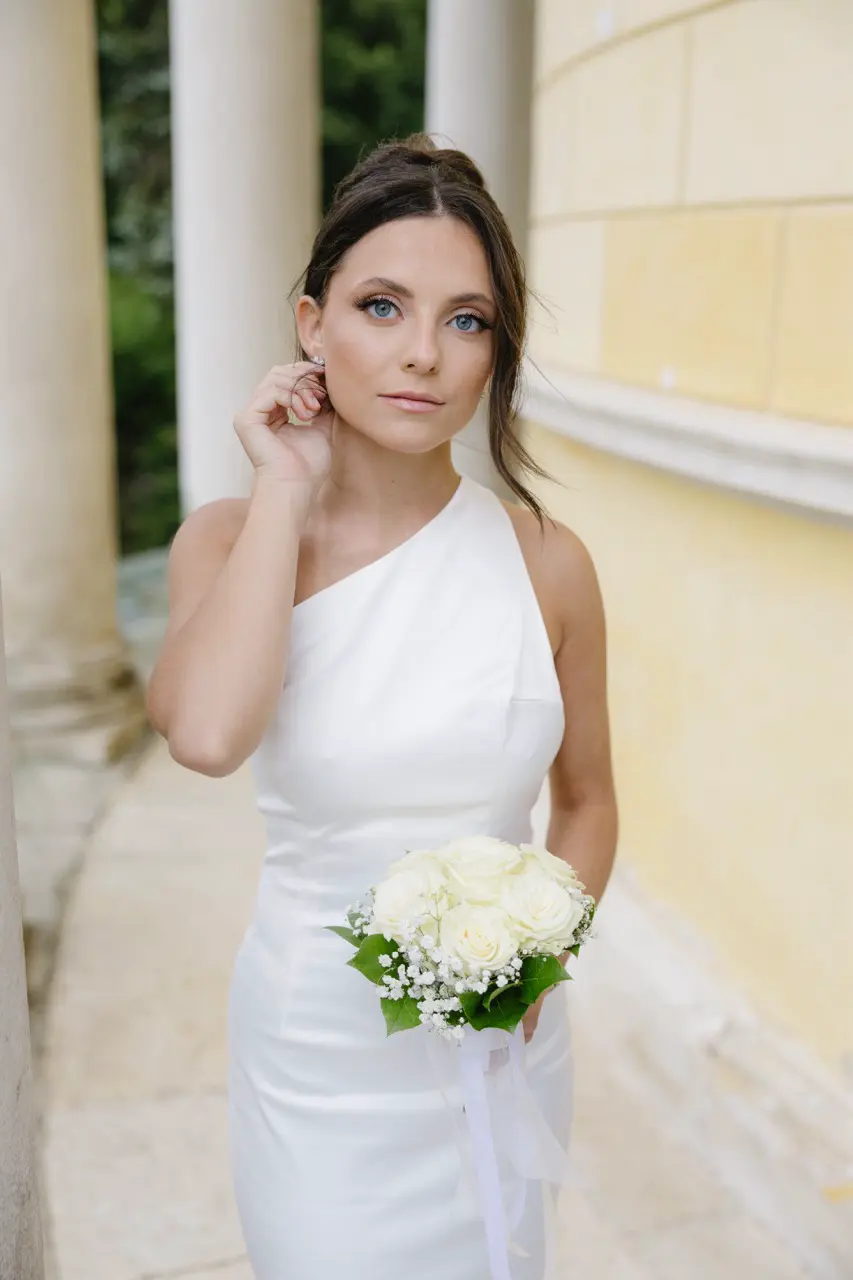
[545,525,618,903]
[146,476,312,776]
[523,524,617,1043]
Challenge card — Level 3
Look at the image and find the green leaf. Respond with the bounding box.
[325,925,359,947]
[568,943,581,957]
[483,980,522,1009]
[458,986,527,1033]
[476,987,528,1033]
[381,994,422,1035]
[459,990,486,1024]
[346,932,398,985]
[520,954,571,1006]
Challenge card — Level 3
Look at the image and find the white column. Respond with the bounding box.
[0,588,44,1280]
[170,0,321,513]
[0,0,146,763]
[425,0,535,495]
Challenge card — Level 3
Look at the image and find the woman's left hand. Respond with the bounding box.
[521,992,545,1043]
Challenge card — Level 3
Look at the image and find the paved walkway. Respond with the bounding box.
[37,731,842,1280]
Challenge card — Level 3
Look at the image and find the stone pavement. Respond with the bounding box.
[36,728,849,1279]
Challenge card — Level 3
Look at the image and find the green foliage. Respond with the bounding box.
[519,953,571,1002]
[483,978,523,1009]
[346,932,399,984]
[108,271,179,553]
[329,927,573,1038]
[97,0,426,553]
[460,986,528,1034]
[381,994,423,1035]
[326,924,361,947]
[459,955,571,1034]
[97,0,173,294]
[321,0,427,206]
[97,0,176,554]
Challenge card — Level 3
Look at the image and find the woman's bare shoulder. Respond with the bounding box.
[501,498,595,579]
[170,497,251,557]
[164,499,252,629]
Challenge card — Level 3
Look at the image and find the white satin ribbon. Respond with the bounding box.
[425,1023,574,1280]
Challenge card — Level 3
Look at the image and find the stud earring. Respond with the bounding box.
[310,355,325,367]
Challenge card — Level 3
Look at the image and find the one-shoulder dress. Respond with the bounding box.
[227,472,574,1278]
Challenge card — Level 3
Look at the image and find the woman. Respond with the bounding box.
[147,134,618,1279]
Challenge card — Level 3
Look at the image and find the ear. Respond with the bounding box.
[295,294,324,360]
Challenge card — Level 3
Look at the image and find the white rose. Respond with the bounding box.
[519,843,585,893]
[439,904,519,976]
[436,836,525,905]
[500,868,585,953]
[369,870,443,944]
[386,849,451,901]
[384,852,451,942]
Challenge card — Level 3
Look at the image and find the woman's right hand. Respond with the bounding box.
[233,362,334,493]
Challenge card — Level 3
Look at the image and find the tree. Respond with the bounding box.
[321,0,426,206]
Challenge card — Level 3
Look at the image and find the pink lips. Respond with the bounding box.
[380,392,445,413]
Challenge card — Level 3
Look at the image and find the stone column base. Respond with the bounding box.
[8,646,149,766]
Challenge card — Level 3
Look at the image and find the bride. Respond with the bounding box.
[146,133,618,1280]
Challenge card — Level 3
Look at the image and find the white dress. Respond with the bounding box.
[227,473,574,1279]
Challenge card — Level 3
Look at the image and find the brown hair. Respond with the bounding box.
[293,132,554,527]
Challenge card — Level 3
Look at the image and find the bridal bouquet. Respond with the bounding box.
[326,836,596,1041]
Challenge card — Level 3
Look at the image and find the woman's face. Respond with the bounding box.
[297,215,496,452]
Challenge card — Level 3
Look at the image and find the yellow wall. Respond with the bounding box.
[529,0,853,1077]
[527,428,853,1072]
[530,0,853,423]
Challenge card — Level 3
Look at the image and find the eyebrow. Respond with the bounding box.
[354,277,495,310]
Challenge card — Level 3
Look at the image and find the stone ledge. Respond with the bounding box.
[522,364,853,524]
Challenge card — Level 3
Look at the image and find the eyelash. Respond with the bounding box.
[354,293,493,333]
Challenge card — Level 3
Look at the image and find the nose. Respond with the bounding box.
[402,318,440,375]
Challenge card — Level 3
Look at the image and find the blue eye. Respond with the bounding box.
[451,313,488,333]
[359,296,398,320]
